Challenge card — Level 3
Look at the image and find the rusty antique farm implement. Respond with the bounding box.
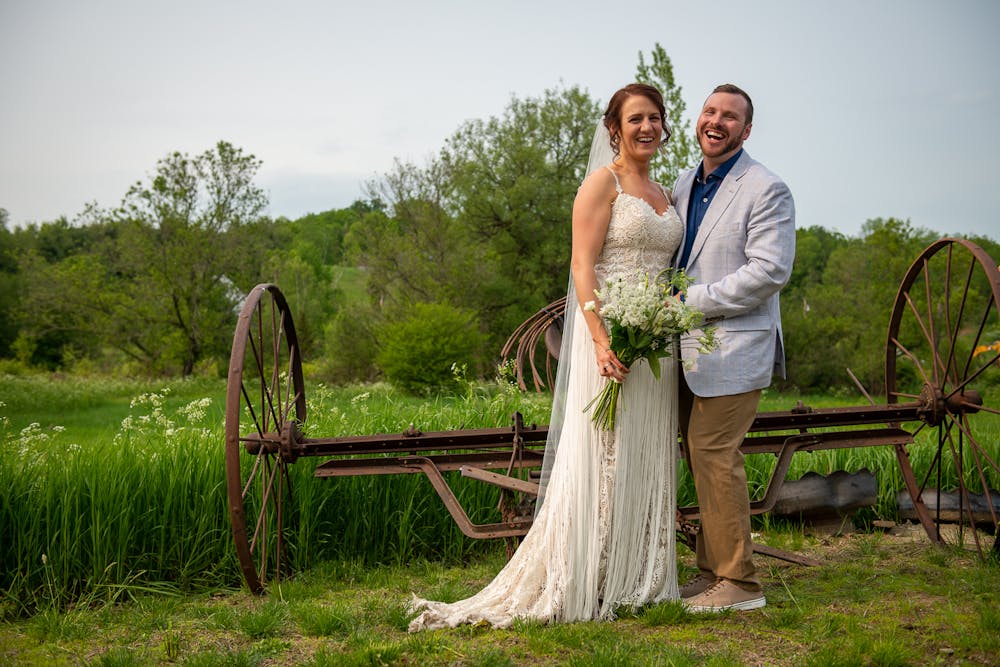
[225,238,1000,593]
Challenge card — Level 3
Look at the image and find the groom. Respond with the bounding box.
[673,83,795,612]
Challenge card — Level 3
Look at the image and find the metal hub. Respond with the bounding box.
[917,384,983,426]
[280,420,301,463]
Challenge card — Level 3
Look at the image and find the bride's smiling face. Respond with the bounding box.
[614,95,663,162]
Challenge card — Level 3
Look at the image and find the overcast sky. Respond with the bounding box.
[2,0,997,240]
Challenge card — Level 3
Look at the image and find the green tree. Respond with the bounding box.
[780,219,937,393]
[20,142,272,376]
[352,159,484,313]
[445,84,599,333]
[357,84,600,373]
[635,42,700,187]
[0,209,18,358]
[287,200,379,269]
[778,226,849,391]
[114,141,270,375]
[785,225,847,296]
[18,246,123,368]
[11,209,131,368]
[258,203,379,364]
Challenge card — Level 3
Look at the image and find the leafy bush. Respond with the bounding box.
[376,302,484,394]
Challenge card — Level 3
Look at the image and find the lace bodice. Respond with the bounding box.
[595,183,683,285]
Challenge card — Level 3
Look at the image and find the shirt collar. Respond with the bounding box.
[696,148,744,184]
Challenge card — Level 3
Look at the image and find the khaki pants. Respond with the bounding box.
[679,373,762,591]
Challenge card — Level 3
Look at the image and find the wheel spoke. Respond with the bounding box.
[270,302,282,424]
[889,336,933,386]
[914,429,945,497]
[961,431,1000,530]
[943,244,954,371]
[918,258,942,388]
[945,350,998,401]
[952,259,990,384]
[241,448,265,499]
[250,454,280,553]
[941,424,987,555]
[283,338,298,425]
[254,299,270,433]
[948,412,1000,478]
[901,293,944,385]
[246,317,280,434]
[940,256,975,387]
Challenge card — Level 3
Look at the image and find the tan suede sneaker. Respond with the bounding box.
[683,579,765,612]
[679,573,717,599]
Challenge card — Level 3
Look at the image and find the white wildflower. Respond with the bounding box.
[180,397,212,423]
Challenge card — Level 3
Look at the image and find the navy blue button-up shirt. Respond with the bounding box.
[680,149,743,268]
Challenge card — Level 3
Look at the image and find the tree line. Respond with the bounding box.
[1,45,995,395]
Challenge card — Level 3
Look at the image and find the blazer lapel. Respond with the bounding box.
[673,171,694,268]
[687,152,754,266]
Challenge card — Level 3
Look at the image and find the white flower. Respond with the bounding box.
[179,397,212,423]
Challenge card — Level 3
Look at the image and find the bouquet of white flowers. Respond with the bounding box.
[584,268,717,431]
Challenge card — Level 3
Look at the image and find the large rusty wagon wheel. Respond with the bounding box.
[225,284,306,593]
[886,238,1000,557]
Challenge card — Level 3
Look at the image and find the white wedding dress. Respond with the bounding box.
[409,170,683,630]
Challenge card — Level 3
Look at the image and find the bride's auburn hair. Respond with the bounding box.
[603,83,670,156]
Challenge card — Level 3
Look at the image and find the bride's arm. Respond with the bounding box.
[570,170,627,379]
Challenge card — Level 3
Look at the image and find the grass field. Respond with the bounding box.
[1,373,998,664]
[1,529,997,665]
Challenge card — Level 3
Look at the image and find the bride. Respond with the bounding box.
[409,83,683,630]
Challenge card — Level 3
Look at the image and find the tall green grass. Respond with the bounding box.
[0,375,550,616]
[1,380,235,616]
[1,376,997,618]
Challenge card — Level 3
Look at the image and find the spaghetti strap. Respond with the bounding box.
[658,182,673,206]
[604,165,623,194]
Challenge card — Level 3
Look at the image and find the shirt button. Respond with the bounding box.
[702,197,709,203]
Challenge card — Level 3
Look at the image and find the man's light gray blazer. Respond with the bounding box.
[673,150,796,398]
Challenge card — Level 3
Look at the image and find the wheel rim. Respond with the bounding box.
[225,284,306,592]
[886,238,1000,557]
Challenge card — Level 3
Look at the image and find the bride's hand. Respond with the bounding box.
[596,347,627,381]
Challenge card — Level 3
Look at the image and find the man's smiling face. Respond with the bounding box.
[696,92,752,166]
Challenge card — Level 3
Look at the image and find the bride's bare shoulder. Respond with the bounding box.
[576,167,618,202]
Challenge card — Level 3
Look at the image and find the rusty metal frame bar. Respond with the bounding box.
[299,404,919,551]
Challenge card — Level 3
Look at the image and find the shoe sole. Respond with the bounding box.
[685,597,766,613]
